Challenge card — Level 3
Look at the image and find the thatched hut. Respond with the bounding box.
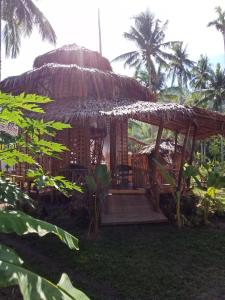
[132,139,189,188]
[1,44,225,224]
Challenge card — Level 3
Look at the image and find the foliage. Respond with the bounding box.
[194,63,225,111]
[208,6,225,47]
[86,164,111,236]
[112,9,178,91]
[190,55,212,90]
[154,158,183,228]
[184,161,225,223]
[168,42,194,103]
[0,92,89,299]
[1,0,56,58]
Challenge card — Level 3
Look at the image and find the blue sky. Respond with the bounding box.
[2,0,225,79]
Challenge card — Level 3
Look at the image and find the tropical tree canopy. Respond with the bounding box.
[168,42,194,89]
[1,0,56,58]
[112,10,177,91]
[195,63,225,112]
[208,6,225,48]
[190,55,212,90]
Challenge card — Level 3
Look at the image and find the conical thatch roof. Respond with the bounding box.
[0,44,154,113]
[33,44,112,71]
[0,63,152,103]
[1,44,225,140]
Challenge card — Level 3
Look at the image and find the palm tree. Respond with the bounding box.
[208,6,225,64]
[112,10,177,92]
[197,63,225,112]
[190,55,212,91]
[168,42,194,104]
[135,65,166,92]
[196,64,225,162]
[0,0,56,80]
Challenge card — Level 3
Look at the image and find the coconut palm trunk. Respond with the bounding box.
[146,55,152,92]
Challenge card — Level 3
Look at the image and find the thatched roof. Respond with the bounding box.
[0,44,225,140]
[137,139,187,164]
[138,139,184,155]
[0,63,152,103]
[33,44,112,72]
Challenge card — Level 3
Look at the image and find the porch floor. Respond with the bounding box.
[101,189,167,225]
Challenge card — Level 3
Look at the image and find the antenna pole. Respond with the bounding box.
[98,8,102,55]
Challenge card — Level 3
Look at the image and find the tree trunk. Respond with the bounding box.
[146,56,152,94]
[178,76,184,104]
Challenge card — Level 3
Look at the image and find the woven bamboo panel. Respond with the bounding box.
[132,154,150,187]
[115,119,128,166]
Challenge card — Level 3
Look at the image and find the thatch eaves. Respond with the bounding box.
[0,63,153,103]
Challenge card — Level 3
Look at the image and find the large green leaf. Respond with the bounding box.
[0,177,32,207]
[0,210,79,250]
[0,244,89,299]
[0,244,23,266]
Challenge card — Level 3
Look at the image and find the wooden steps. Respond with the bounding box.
[101,189,167,225]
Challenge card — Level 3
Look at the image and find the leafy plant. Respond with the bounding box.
[154,159,183,228]
[184,161,225,224]
[86,165,111,236]
[0,92,89,299]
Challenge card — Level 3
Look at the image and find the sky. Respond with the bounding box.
[2,0,225,79]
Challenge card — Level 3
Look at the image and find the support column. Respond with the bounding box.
[177,124,191,193]
[150,120,164,211]
[187,126,197,189]
[110,120,117,185]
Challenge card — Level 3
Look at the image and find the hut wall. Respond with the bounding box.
[51,124,91,175]
[132,154,150,187]
[110,119,128,174]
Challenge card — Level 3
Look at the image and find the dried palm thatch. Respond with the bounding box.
[33,44,112,71]
[0,44,225,140]
[137,139,189,164]
[0,63,153,103]
[138,139,184,155]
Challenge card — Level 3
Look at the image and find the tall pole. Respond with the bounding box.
[98,8,102,55]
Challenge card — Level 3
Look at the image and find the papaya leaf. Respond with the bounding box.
[0,177,32,207]
[0,244,23,266]
[0,210,79,250]
[0,260,89,300]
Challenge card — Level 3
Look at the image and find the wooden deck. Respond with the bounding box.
[101,189,167,225]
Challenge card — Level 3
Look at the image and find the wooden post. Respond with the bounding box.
[174,131,178,156]
[187,126,197,189]
[110,120,117,185]
[151,120,164,211]
[177,124,191,192]
[189,127,197,165]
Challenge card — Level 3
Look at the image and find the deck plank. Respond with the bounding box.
[101,192,167,225]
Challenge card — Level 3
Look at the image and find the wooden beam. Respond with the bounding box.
[177,124,191,192]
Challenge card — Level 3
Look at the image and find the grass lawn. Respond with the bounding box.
[1,223,225,300]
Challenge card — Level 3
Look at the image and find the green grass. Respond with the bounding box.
[2,223,225,300]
